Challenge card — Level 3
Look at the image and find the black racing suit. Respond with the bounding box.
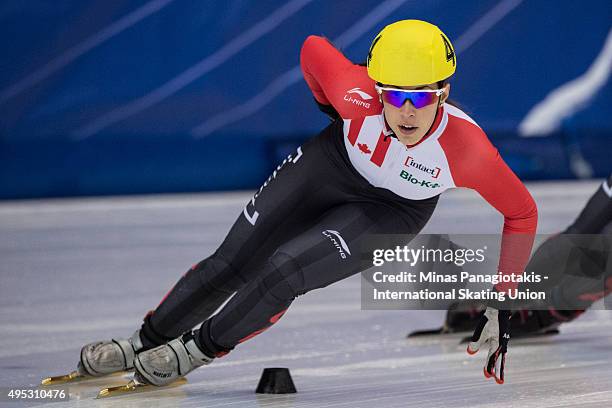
[438,174,611,334]
[529,173,612,312]
[139,120,439,356]
[564,174,612,235]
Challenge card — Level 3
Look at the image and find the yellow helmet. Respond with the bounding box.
[367,20,456,86]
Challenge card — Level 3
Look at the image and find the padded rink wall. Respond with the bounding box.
[0,0,610,199]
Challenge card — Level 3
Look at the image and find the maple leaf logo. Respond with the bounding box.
[357,143,371,154]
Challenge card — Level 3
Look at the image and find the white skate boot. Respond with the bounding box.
[41,329,145,385]
[133,331,213,386]
[78,329,144,377]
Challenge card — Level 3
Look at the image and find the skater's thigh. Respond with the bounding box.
[274,202,421,293]
[213,143,335,272]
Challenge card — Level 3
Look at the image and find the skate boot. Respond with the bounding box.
[78,329,144,377]
[133,330,213,386]
[443,302,486,333]
[510,308,584,337]
[406,302,486,337]
[443,304,584,338]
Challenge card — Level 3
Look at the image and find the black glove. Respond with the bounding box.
[467,307,511,384]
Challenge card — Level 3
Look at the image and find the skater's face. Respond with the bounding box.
[379,82,450,146]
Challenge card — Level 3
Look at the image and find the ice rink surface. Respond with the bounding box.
[1,180,611,407]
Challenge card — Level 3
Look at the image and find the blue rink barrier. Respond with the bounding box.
[1,132,609,199]
[1,1,610,198]
[0,134,269,199]
[271,132,611,182]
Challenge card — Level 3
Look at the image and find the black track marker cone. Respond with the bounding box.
[255,368,297,394]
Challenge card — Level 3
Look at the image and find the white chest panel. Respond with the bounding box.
[342,109,456,200]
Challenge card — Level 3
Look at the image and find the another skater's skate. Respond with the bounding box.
[41,330,143,385]
[407,302,485,338]
[458,308,583,344]
[408,301,583,341]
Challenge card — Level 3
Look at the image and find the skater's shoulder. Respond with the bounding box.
[444,103,481,129]
[439,105,492,155]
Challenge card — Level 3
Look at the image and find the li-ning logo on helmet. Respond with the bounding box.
[441,34,455,66]
[322,230,351,259]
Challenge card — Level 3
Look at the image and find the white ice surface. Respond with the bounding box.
[1,180,611,407]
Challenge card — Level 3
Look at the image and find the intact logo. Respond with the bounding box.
[357,143,371,154]
[404,156,441,178]
[344,87,372,109]
[322,230,351,259]
[399,170,442,189]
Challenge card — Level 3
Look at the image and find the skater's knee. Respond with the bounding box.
[260,251,305,302]
[191,255,244,293]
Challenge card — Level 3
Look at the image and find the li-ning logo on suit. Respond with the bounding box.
[244,147,303,226]
[322,230,351,259]
[346,87,373,100]
[344,87,372,109]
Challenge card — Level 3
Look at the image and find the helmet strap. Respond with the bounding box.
[382,111,397,141]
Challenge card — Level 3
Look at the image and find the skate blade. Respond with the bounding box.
[459,328,560,344]
[406,327,446,338]
[96,377,187,399]
[41,370,87,385]
[41,370,125,386]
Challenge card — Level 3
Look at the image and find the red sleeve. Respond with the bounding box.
[300,35,381,119]
[441,118,538,292]
[467,143,538,293]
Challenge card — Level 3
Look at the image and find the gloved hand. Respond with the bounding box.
[466,307,511,384]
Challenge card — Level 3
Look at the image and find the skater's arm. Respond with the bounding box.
[451,131,538,292]
[468,143,538,234]
[476,149,537,292]
[300,35,380,119]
